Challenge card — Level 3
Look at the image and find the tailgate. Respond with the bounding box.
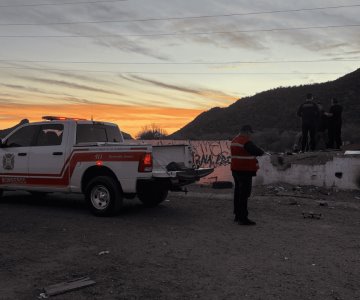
[152,144,193,170]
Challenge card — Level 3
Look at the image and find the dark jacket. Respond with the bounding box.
[297,100,320,124]
[329,104,343,126]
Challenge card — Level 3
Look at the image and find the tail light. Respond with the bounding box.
[138,153,153,172]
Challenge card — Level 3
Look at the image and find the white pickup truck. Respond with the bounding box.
[0,116,213,216]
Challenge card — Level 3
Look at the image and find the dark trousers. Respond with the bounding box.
[301,122,317,151]
[232,171,253,220]
[327,123,342,149]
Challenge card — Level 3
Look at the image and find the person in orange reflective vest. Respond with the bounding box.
[231,125,264,225]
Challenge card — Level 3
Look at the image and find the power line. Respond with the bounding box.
[0,65,344,75]
[0,58,359,65]
[0,23,360,38]
[0,0,127,8]
[1,3,360,26]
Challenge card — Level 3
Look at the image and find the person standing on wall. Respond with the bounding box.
[231,125,264,225]
[326,98,343,150]
[297,93,320,152]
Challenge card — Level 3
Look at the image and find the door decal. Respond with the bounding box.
[3,153,15,170]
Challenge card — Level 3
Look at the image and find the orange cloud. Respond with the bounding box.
[0,103,203,137]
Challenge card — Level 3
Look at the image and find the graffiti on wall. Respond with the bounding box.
[190,141,231,168]
[140,139,231,168]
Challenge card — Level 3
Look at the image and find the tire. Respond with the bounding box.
[85,176,123,216]
[137,182,168,207]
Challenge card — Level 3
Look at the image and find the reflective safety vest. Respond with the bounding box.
[230,135,259,172]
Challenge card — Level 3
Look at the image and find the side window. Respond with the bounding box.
[5,125,39,148]
[76,124,107,143]
[76,124,123,143]
[106,126,123,142]
[35,124,64,146]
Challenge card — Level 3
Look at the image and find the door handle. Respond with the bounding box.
[18,153,27,156]
[52,152,63,156]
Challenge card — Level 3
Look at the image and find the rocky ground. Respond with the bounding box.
[0,183,359,300]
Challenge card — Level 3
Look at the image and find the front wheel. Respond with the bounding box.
[137,181,168,207]
[85,176,122,216]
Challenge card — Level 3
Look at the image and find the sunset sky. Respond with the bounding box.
[1,0,360,137]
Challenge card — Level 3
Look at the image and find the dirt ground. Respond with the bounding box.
[0,183,359,300]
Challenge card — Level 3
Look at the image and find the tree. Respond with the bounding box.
[136,124,168,140]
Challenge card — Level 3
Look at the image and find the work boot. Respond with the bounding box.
[238,218,256,225]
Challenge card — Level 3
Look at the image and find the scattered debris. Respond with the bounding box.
[319,189,331,196]
[288,200,299,206]
[98,250,110,256]
[275,186,286,192]
[42,277,96,297]
[276,192,314,199]
[302,212,322,219]
[266,185,287,193]
[292,186,302,191]
[332,187,339,193]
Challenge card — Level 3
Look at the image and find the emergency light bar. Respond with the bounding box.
[42,116,87,121]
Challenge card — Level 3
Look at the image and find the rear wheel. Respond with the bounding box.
[137,181,168,207]
[85,176,122,216]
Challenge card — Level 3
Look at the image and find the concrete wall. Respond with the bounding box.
[135,140,360,190]
[256,155,360,190]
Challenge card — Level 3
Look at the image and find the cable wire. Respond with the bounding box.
[0,3,359,24]
[0,0,127,8]
[1,23,360,38]
[0,58,359,65]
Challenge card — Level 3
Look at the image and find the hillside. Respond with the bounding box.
[170,68,360,146]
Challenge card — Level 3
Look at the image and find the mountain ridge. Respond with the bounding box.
[169,68,360,142]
